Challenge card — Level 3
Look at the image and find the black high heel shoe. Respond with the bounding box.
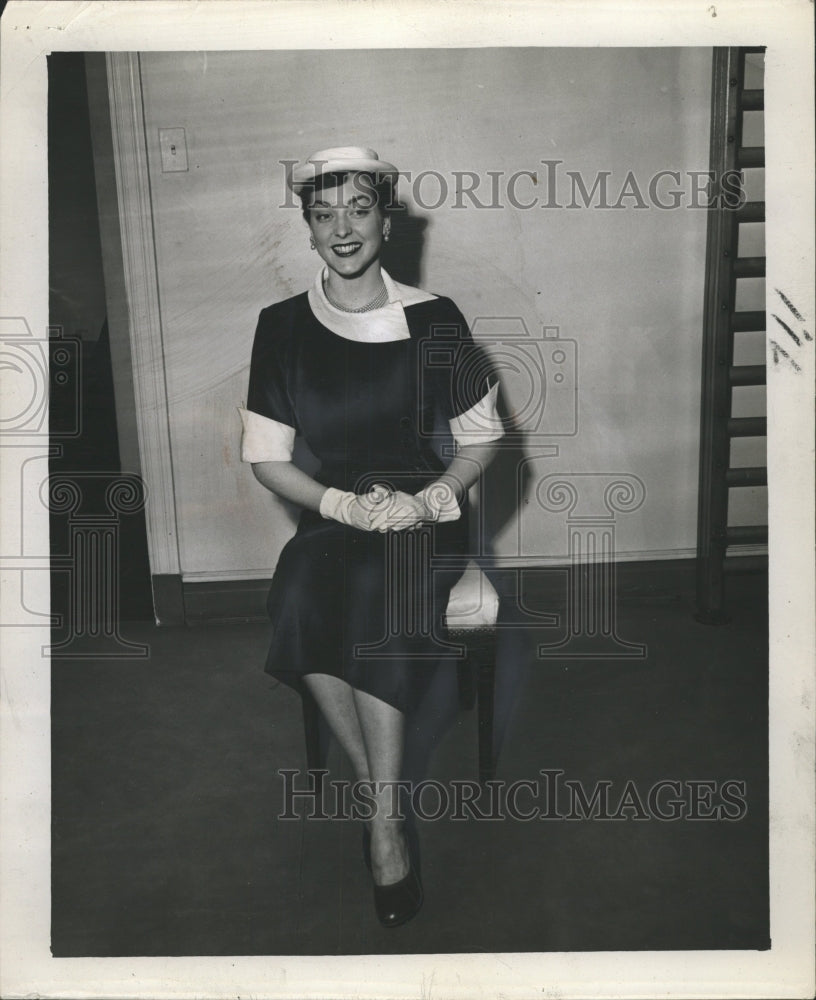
[372,844,423,928]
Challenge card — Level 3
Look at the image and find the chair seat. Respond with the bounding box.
[444,560,499,629]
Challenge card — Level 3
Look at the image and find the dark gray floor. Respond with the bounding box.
[51,570,768,956]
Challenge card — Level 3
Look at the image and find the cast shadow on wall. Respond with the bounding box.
[380,200,428,289]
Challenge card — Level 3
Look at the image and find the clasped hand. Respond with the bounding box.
[352,485,429,532]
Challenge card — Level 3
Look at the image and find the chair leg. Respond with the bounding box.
[476,643,497,785]
[457,655,477,710]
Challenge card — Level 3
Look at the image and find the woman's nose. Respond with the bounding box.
[333,212,352,237]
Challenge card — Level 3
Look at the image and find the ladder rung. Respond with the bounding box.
[737,147,765,168]
[728,416,767,437]
[726,466,767,487]
[741,89,764,111]
[723,554,768,574]
[732,311,765,332]
[737,201,765,223]
[729,364,766,386]
[734,257,765,278]
[726,524,768,546]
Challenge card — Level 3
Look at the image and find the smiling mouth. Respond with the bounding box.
[331,243,363,257]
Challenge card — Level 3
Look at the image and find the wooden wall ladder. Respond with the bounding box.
[696,47,767,624]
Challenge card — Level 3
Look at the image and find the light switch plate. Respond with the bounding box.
[158,128,188,172]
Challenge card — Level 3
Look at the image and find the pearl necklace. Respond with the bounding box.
[323,277,389,313]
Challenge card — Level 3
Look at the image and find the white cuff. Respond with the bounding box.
[416,481,461,522]
[239,406,295,462]
[319,486,353,521]
[449,381,504,446]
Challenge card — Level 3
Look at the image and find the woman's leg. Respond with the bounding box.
[302,673,371,782]
[303,673,410,886]
[353,687,410,885]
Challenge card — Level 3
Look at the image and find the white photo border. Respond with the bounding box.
[0,1,813,997]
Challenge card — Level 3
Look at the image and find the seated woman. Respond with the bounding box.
[240,146,503,927]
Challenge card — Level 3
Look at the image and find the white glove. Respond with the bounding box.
[414,480,461,523]
[319,485,389,531]
[367,491,427,532]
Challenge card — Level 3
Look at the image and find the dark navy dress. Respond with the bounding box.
[246,290,495,714]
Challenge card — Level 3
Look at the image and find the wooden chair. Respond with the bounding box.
[301,560,499,787]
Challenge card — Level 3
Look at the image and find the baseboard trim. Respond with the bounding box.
[183,578,272,625]
[485,558,695,606]
[178,555,767,626]
[151,574,185,626]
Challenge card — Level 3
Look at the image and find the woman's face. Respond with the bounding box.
[306,174,385,280]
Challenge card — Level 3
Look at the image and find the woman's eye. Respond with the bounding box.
[314,213,331,222]
[351,209,369,218]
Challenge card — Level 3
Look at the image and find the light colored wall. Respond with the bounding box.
[136,47,764,580]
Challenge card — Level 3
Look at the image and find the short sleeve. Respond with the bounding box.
[240,307,298,463]
[449,381,503,447]
[435,299,504,447]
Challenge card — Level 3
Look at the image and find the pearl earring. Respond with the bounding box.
[383,226,391,243]
[309,237,316,250]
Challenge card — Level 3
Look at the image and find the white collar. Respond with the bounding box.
[307,266,436,342]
